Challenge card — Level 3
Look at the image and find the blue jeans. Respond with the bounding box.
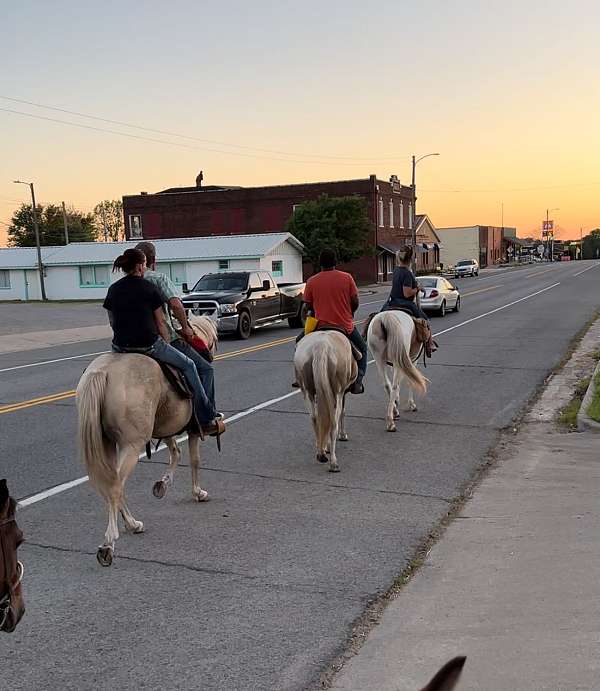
[172,338,216,414]
[113,338,215,424]
[381,297,429,322]
[348,327,368,379]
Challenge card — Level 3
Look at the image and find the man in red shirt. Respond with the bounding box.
[301,248,368,394]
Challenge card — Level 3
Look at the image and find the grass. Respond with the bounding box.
[558,377,591,429]
[587,371,600,423]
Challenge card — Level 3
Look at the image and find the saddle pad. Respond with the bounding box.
[158,362,193,399]
[312,326,362,361]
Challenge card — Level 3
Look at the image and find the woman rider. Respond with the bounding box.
[103,249,224,437]
[382,245,437,354]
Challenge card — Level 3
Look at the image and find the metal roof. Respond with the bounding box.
[0,233,304,269]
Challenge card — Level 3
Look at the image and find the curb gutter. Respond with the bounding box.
[577,359,600,432]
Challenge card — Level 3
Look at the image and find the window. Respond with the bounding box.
[408,203,413,229]
[156,262,187,285]
[399,201,404,228]
[0,269,10,289]
[79,265,109,287]
[218,259,230,271]
[128,215,143,239]
[249,272,262,289]
[389,201,394,228]
[378,199,384,227]
[259,272,271,288]
[271,260,283,277]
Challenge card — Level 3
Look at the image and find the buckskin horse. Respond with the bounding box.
[293,331,357,473]
[0,479,25,633]
[367,310,428,432]
[76,315,218,567]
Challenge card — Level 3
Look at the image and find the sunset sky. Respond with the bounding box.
[1,0,599,245]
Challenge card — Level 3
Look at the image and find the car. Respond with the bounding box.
[181,270,306,339]
[418,276,461,317]
[453,259,479,277]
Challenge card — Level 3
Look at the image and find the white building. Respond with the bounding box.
[0,233,304,301]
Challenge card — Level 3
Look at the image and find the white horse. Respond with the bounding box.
[293,331,357,473]
[76,315,218,566]
[367,311,428,432]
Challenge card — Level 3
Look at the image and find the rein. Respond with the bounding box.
[0,513,24,631]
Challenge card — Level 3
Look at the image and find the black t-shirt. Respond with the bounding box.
[103,275,163,348]
[390,266,417,302]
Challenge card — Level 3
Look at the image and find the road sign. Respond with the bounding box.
[543,220,554,231]
[537,245,544,255]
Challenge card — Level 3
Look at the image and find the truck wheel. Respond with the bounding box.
[236,311,252,339]
[288,303,308,329]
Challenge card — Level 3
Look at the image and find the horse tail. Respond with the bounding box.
[383,313,428,397]
[313,341,337,450]
[76,370,117,499]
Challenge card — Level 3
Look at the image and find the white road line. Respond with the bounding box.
[16,280,562,509]
[572,263,600,277]
[0,350,109,374]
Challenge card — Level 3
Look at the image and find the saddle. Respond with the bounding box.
[313,325,363,361]
[362,310,432,364]
[158,362,192,399]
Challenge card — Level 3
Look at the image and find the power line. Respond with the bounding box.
[421,181,600,193]
[0,98,406,165]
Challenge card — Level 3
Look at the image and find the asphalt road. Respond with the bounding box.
[1,261,599,690]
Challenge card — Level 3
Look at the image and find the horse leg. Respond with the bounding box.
[97,490,120,567]
[152,436,180,499]
[120,501,145,534]
[189,433,209,502]
[373,352,399,427]
[387,367,401,433]
[328,394,342,472]
[308,394,328,464]
[338,394,349,442]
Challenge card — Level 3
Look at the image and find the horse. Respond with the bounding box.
[0,479,25,633]
[76,315,218,567]
[293,331,357,473]
[367,311,428,432]
[421,656,466,690]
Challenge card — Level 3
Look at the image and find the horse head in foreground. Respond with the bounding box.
[76,315,217,567]
[420,656,466,690]
[367,311,428,432]
[0,479,25,633]
[293,331,357,473]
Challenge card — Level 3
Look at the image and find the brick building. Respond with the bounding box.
[435,225,508,268]
[123,173,440,283]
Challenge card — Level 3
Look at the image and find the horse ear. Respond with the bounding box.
[420,657,466,691]
[0,479,8,510]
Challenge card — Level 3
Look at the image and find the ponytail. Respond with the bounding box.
[113,248,146,273]
[396,245,413,266]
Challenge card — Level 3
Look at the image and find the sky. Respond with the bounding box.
[1,0,599,245]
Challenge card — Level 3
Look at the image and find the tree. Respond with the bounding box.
[285,194,373,271]
[582,229,600,259]
[7,203,97,247]
[94,200,124,242]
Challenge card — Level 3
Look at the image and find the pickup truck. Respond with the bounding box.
[181,270,306,339]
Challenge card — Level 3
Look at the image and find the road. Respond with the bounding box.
[1,261,599,690]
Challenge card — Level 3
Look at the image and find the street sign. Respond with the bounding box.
[537,245,544,255]
[543,220,554,231]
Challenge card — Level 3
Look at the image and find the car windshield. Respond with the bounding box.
[419,278,438,287]
[456,260,473,266]
[192,273,248,292]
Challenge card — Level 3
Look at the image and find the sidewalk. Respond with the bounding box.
[0,325,111,355]
[331,327,600,690]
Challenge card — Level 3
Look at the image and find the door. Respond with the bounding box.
[254,272,281,322]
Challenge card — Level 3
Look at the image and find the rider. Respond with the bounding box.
[134,241,219,420]
[299,248,368,394]
[381,245,437,354]
[102,248,224,438]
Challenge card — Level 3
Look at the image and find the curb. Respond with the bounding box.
[577,359,600,432]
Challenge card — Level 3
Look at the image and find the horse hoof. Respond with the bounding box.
[317,453,329,464]
[338,434,349,442]
[97,546,113,567]
[194,489,210,502]
[132,521,145,534]
[387,425,397,432]
[152,481,167,499]
[329,464,340,473]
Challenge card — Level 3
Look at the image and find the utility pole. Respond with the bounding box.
[580,227,583,260]
[61,201,69,244]
[14,180,47,301]
[411,152,440,273]
[101,206,108,242]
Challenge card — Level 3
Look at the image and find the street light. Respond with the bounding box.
[14,180,47,300]
[411,153,440,271]
[545,207,559,263]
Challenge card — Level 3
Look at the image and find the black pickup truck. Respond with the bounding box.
[181,270,306,339]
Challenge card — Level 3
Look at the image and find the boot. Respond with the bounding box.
[349,376,365,395]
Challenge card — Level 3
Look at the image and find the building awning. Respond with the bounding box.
[379,242,442,255]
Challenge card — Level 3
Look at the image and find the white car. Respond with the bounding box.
[419,276,461,317]
[453,259,479,277]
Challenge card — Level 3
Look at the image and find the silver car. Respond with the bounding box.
[454,259,479,277]
[419,276,461,317]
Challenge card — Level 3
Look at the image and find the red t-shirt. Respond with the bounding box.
[304,269,358,334]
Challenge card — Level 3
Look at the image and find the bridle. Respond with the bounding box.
[0,513,24,631]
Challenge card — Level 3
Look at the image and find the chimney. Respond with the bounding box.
[196,170,204,187]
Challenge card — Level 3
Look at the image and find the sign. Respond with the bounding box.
[543,220,554,231]
[389,175,401,193]
[537,245,544,255]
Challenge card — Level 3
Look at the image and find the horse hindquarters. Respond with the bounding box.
[312,346,342,472]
